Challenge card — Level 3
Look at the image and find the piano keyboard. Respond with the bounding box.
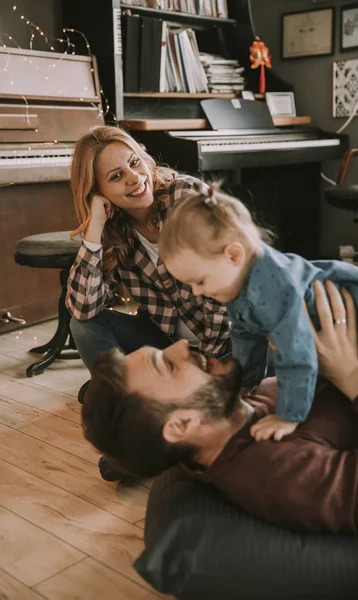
[201,138,341,154]
[0,146,74,184]
[0,147,73,166]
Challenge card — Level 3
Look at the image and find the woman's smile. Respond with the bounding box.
[127,178,148,198]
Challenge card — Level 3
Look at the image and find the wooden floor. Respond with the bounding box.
[0,320,173,599]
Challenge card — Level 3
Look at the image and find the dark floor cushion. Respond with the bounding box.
[134,467,358,600]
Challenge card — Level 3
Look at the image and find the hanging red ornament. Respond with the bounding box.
[249,37,272,95]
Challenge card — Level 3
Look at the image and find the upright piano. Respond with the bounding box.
[128,116,347,260]
[0,47,104,331]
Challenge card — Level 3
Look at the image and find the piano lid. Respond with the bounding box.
[0,47,104,145]
[0,46,100,103]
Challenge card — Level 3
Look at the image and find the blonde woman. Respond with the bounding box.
[66,126,230,392]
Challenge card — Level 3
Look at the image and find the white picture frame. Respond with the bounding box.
[333,58,358,117]
[266,92,297,117]
[340,4,358,51]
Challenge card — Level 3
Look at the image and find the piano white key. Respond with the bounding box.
[0,154,72,167]
[200,139,340,153]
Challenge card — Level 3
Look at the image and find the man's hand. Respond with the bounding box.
[250,414,299,441]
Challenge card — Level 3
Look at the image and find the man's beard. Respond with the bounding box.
[189,357,243,419]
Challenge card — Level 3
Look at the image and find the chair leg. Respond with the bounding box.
[29,331,60,354]
[26,269,79,377]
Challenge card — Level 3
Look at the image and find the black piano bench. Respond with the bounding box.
[325,149,358,213]
[14,232,81,377]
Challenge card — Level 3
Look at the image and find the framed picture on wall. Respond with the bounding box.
[282,8,335,59]
[340,4,358,51]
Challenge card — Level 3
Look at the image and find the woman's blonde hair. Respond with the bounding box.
[71,125,178,272]
[159,180,272,260]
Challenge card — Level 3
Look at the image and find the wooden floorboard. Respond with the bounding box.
[0,504,84,586]
[0,567,46,599]
[35,557,161,600]
[0,320,173,599]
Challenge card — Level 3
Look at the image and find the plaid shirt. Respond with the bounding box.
[66,176,230,357]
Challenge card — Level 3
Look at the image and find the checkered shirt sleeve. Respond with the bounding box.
[65,243,119,320]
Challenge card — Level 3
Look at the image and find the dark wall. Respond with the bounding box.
[251,0,358,256]
[0,0,62,51]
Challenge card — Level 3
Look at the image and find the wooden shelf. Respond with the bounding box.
[123,92,236,98]
[120,118,207,130]
[120,116,313,131]
[120,3,236,26]
[273,116,311,126]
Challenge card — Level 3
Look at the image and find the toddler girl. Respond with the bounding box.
[158,181,358,441]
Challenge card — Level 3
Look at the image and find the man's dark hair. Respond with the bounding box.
[82,348,196,478]
[82,348,242,478]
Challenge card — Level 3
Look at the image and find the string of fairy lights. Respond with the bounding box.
[2,8,133,320]
[1,6,117,123]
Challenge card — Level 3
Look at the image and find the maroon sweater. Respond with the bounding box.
[184,378,358,533]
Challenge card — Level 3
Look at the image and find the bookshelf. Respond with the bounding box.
[120,3,236,26]
[62,0,293,124]
[123,92,236,98]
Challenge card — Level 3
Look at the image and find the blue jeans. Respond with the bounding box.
[70,310,171,372]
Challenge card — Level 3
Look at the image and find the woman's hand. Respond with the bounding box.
[85,195,115,244]
[90,194,115,227]
[308,280,358,401]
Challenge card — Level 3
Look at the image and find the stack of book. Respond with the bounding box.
[122,0,228,18]
[166,26,208,92]
[200,53,245,94]
[122,14,209,93]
